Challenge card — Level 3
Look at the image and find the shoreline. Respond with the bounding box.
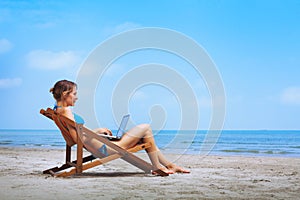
[1,147,300,199]
[1,145,300,158]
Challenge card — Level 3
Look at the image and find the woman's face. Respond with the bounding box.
[65,86,78,106]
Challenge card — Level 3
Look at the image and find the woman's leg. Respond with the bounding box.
[113,124,173,174]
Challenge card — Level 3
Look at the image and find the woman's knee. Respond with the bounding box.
[137,123,151,132]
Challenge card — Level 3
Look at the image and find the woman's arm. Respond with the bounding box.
[94,128,113,136]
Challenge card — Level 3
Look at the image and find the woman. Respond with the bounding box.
[50,80,190,175]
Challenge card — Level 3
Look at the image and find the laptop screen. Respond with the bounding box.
[116,114,130,138]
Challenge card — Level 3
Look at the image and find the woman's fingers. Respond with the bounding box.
[103,128,112,136]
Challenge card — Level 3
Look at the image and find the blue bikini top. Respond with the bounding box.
[53,105,85,125]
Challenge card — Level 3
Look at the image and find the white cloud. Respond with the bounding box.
[0,38,13,54]
[0,78,22,89]
[26,50,80,70]
[280,87,300,105]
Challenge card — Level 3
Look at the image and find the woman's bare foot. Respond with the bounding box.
[167,164,190,173]
[152,166,174,176]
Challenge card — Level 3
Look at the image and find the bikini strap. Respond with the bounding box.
[53,104,62,110]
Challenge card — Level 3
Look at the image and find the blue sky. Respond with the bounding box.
[0,0,299,130]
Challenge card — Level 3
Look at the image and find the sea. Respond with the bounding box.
[0,129,300,157]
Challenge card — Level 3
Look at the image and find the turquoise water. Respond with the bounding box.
[0,129,300,157]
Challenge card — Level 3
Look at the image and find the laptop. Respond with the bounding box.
[101,114,130,141]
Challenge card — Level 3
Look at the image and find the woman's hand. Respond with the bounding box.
[94,128,113,136]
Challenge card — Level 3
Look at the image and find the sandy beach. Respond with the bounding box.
[0,147,299,200]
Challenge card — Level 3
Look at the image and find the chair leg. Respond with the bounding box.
[76,134,83,173]
[66,144,71,163]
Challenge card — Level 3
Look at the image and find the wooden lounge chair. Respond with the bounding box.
[40,108,168,177]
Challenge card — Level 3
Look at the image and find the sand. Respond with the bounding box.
[0,147,299,200]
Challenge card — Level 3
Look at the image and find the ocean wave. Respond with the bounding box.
[0,140,13,145]
[290,146,300,149]
[221,149,260,154]
[220,149,293,155]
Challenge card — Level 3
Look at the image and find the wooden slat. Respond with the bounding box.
[76,124,83,174]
